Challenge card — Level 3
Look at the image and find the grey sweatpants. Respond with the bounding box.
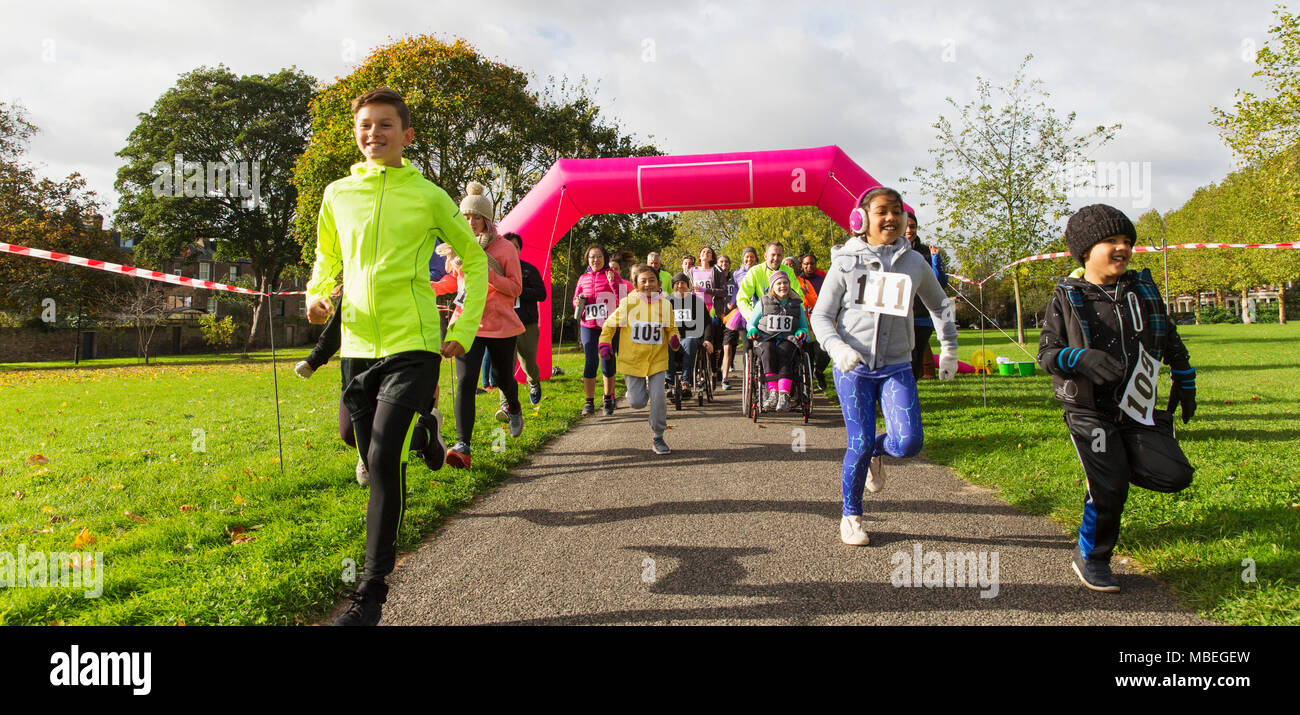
[625,371,667,436]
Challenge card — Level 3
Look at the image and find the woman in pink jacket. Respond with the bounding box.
[432,182,524,468]
[573,244,623,416]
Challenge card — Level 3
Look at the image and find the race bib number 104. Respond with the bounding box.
[844,269,913,317]
[1119,342,1160,426]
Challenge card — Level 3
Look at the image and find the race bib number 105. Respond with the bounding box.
[629,321,663,345]
[844,269,912,317]
[1119,342,1160,426]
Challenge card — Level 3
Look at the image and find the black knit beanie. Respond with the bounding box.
[1064,204,1136,266]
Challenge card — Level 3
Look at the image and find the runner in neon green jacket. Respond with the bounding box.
[306,158,488,357]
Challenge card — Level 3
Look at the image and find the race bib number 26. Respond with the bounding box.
[844,269,912,317]
[1119,343,1160,426]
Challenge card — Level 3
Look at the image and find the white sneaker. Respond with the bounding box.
[762,391,778,411]
[775,392,790,412]
[294,361,315,379]
[840,515,870,546]
[355,456,369,487]
[865,456,886,493]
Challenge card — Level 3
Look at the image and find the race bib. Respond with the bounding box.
[674,308,693,324]
[583,302,608,321]
[454,287,466,308]
[763,314,794,333]
[514,296,521,309]
[629,321,663,345]
[844,269,912,317]
[1119,342,1160,426]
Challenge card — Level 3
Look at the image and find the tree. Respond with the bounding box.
[907,55,1120,344]
[0,101,127,358]
[112,279,168,364]
[115,65,316,349]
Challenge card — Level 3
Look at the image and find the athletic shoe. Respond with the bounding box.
[445,441,471,469]
[865,455,886,493]
[603,397,615,416]
[1071,551,1120,593]
[840,515,870,546]
[528,381,542,405]
[581,399,595,416]
[332,589,383,626]
[680,381,692,399]
[508,409,523,438]
[416,409,447,472]
[718,380,731,391]
[294,361,315,379]
[816,376,828,393]
[494,407,509,423]
[355,456,369,487]
[763,391,779,411]
[652,434,671,454]
[775,392,790,412]
[474,387,486,395]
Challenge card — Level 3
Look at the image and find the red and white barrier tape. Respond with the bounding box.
[1,241,304,296]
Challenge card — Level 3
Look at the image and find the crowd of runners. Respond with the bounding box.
[299,87,1199,625]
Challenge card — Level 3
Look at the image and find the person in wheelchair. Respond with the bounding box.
[746,272,810,412]
[668,273,712,399]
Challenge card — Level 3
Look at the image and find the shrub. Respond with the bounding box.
[199,314,236,349]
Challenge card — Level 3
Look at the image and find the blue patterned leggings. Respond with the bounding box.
[833,361,924,516]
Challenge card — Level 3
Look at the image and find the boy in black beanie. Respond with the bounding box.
[1038,204,1196,593]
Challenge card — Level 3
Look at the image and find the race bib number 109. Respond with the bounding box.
[844,269,912,317]
[1119,342,1160,426]
[629,321,663,345]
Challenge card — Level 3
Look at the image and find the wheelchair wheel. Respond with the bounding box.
[702,349,715,404]
[750,347,764,423]
[672,372,682,411]
[741,345,753,416]
[798,349,814,423]
[693,348,707,406]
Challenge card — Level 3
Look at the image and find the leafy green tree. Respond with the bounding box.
[115,65,315,348]
[908,55,1120,344]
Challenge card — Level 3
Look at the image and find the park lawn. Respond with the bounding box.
[902,322,1299,625]
[0,345,591,625]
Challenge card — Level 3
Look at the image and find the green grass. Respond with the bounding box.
[0,345,591,625]
[899,323,1299,625]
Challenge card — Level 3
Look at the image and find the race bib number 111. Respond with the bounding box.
[845,269,912,317]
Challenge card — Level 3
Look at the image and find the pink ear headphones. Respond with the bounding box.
[849,206,867,234]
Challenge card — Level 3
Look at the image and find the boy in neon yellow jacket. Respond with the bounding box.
[306,88,488,626]
[598,267,679,455]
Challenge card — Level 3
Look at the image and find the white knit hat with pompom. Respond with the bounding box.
[459,181,494,220]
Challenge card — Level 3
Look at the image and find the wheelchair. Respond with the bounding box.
[743,332,814,424]
[670,337,716,410]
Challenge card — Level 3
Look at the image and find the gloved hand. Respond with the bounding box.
[829,343,862,373]
[668,334,680,351]
[746,326,759,339]
[794,329,809,343]
[598,343,613,362]
[1064,348,1126,384]
[938,349,958,381]
[1169,368,1196,423]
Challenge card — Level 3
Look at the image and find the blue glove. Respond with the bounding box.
[1169,367,1196,423]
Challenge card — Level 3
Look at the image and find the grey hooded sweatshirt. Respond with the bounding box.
[810,235,957,370]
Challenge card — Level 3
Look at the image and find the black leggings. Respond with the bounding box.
[757,337,797,380]
[911,324,934,380]
[454,336,520,444]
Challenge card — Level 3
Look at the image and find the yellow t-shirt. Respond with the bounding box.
[598,291,679,378]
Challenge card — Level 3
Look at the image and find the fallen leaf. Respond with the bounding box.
[124,511,147,523]
[13,491,23,500]
[29,527,54,534]
[68,553,96,570]
[226,525,247,537]
[27,454,49,465]
[108,484,124,490]
[1223,400,1235,405]
[71,527,96,549]
[177,619,186,626]
[1250,395,1260,401]
[179,504,198,512]
[233,493,246,505]
[145,420,155,425]
[231,534,257,545]
[75,476,93,484]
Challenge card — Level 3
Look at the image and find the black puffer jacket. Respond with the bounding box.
[1037,269,1191,413]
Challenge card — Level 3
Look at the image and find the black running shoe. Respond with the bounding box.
[416,409,447,472]
[602,397,615,416]
[1071,550,1120,593]
[581,399,595,416]
[332,589,383,626]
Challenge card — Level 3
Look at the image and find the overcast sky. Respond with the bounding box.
[0,0,1285,237]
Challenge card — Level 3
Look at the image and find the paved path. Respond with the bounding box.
[380,382,1205,625]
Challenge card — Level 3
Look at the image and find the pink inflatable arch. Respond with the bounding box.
[495,145,907,380]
